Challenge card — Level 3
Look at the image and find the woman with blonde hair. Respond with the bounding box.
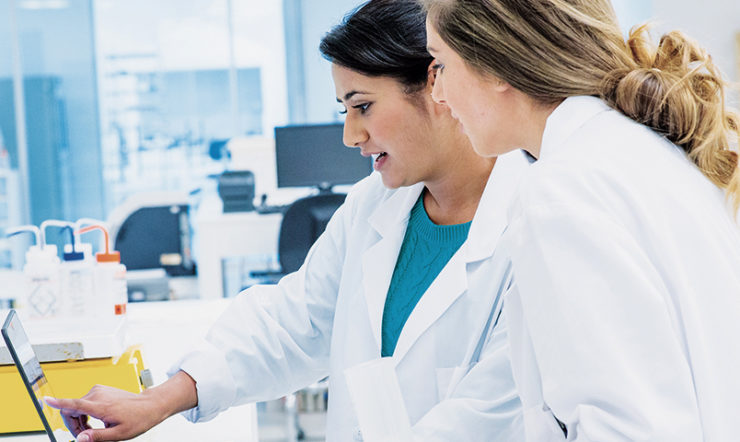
[423,0,740,440]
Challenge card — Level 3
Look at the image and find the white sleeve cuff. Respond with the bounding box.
[166,342,239,423]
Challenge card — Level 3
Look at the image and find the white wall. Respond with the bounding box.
[612,0,652,35]
[651,0,740,105]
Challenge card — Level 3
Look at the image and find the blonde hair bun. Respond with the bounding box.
[601,24,739,190]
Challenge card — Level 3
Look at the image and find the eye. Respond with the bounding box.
[432,62,445,73]
[352,103,372,115]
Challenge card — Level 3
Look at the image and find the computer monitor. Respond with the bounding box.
[274,123,372,191]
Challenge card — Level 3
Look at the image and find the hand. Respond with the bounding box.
[46,385,167,442]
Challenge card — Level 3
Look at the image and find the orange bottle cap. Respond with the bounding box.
[96,251,121,263]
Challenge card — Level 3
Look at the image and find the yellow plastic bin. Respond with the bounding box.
[0,345,148,434]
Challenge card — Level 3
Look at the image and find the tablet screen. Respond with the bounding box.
[2,310,66,438]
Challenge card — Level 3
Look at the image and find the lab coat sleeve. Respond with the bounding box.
[168,188,360,423]
[509,186,703,440]
[411,310,525,442]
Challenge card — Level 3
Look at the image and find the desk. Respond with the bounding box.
[195,195,282,299]
[1,299,258,442]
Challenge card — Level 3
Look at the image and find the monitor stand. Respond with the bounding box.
[316,182,335,194]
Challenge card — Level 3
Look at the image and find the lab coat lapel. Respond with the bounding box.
[392,250,469,362]
[392,151,529,363]
[361,182,425,353]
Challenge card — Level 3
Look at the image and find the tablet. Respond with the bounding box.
[1,309,74,442]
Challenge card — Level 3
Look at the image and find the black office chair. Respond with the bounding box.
[114,204,196,277]
[279,193,346,274]
[251,193,346,283]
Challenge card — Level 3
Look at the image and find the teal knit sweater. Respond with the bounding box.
[381,194,471,357]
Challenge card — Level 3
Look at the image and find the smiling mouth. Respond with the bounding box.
[371,152,388,162]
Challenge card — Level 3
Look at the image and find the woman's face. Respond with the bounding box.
[332,64,442,189]
[425,21,520,158]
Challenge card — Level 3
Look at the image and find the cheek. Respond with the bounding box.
[444,76,472,119]
[375,109,415,144]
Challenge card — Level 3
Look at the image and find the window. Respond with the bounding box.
[94,0,288,212]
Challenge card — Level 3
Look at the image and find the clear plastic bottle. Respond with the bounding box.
[42,220,95,319]
[78,223,127,318]
[6,225,61,318]
[59,242,95,317]
[24,244,61,318]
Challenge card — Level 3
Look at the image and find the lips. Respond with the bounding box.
[372,152,388,170]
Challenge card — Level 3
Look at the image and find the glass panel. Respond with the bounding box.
[15,0,104,226]
[0,0,19,268]
[1,0,99,265]
[94,0,287,212]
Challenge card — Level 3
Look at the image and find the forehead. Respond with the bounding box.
[424,18,445,53]
[331,64,406,98]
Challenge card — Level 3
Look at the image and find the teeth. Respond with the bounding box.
[372,152,387,162]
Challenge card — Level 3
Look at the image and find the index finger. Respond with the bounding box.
[45,396,98,417]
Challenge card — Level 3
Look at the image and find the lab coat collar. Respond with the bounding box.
[539,96,611,160]
[367,181,424,236]
[395,153,526,362]
[463,151,526,263]
[362,182,425,353]
[361,155,524,361]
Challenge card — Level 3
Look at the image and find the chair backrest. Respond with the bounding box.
[278,193,346,274]
[114,204,195,276]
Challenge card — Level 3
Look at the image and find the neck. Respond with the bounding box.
[521,98,563,159]
[423,133,495,225]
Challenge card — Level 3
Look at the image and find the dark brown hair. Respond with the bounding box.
[319,0,434,94]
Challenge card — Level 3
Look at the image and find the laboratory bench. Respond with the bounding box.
[0,299,258,442]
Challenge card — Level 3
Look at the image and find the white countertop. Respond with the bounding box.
[1,299,258,442]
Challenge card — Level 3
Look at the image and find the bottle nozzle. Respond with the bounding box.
[77,224,120,263]
[6,225,41,246]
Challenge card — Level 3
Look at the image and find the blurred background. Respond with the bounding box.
[0,0,737,267]
[0,0,738,441]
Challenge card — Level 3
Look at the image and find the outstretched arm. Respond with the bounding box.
[46,370,197,442]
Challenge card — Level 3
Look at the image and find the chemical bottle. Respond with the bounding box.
[6,225,61,318]
[78,223,127,318]
[42,220,95,318]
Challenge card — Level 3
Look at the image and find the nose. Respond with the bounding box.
[431,73,446,105]
[342,114,368,148]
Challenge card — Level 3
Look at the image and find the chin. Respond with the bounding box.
[380,174,404,190]
[470,141,497,158]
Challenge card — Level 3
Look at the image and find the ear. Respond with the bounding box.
[426,60,438,91]
[424,60,448,116]
[492,77,511,92]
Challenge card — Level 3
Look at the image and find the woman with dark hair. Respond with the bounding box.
[47,1,526,440]
[423,0,740,440]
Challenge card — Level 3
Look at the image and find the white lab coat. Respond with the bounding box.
[502,96,740,441]
[171,152,529,441]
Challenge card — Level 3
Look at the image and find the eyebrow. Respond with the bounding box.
[426,46,437,54]
[336,90,371,102]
